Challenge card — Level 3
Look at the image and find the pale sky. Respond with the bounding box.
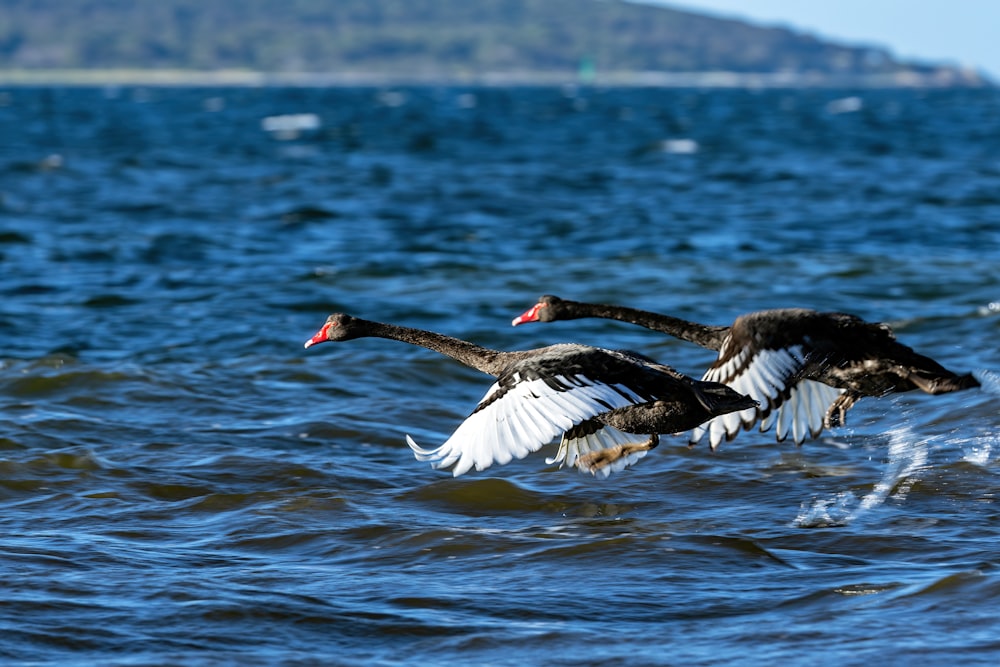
[646,1,999,79]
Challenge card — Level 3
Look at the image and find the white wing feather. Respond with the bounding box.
[760,379,844,443]
[406,375,648,476]
[690,346,816,450]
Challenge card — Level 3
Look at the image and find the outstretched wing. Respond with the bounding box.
[689,337,841,449]
[407,347,663,476]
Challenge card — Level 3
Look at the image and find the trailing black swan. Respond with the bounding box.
[513,295,979,448]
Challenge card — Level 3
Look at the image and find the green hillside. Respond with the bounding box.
[0,0,986,86]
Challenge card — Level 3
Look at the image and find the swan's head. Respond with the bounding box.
[304,313,361,348]
[511,295,566,326]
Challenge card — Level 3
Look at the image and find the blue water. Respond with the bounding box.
[1,85,1000,665]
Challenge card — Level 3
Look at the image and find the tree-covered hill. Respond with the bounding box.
[0,0,987,86]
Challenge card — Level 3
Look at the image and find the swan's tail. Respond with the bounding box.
[693,380,759,416]
[910,369,981,395]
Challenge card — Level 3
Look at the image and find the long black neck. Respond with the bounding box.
[562,300,730,350]
[362,320,511,375]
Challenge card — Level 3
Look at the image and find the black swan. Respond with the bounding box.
[304,313,757,476]
[512,295,979,448]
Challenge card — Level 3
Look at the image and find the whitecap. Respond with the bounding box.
[261,113,322,140]
[826,96,863,114]
[660,138,699,154]
[977,301,1000,316]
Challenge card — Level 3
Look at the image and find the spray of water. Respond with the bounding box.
[960,431,995,466]
[955,369,999,465]
[973,369,1000,397]
[793,425,930,528]
[792,366,1000,528]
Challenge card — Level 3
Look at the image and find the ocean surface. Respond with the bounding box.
[1,85,1000,666]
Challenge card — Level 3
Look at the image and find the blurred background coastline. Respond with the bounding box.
[0,0,990,88]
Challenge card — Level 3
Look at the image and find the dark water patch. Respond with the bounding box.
[141,232,215,263]
[278,205,343,226]
[132,481,216,502]
[0,437,28,452]
[25,448,107,472]
[4,282,58,296]
[0,476,51,496]
[405,477,642,518]
[49,246,120,264]
[184,490,271,513]
[2,368,139,398]
[220,525,347,557]
[0,616,136,655]
[81,293,136,308]
[104,200,175,215]
[893,568,993,600]
[0,230,31,244]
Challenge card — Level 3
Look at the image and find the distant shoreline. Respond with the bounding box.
[0,68,991,88]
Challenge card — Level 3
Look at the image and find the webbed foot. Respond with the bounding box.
[577,433,659,474]
[824,392,860,429]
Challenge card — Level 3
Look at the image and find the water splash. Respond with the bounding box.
[955,370,1000,464]
[859,429,928,509]
[794,426,929,528]
[972,369,1000,397]
[960,433,995,466]
[791,491,858,528]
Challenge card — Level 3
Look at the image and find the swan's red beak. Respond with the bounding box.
[511,302,544,326]
[304,322,332,349]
